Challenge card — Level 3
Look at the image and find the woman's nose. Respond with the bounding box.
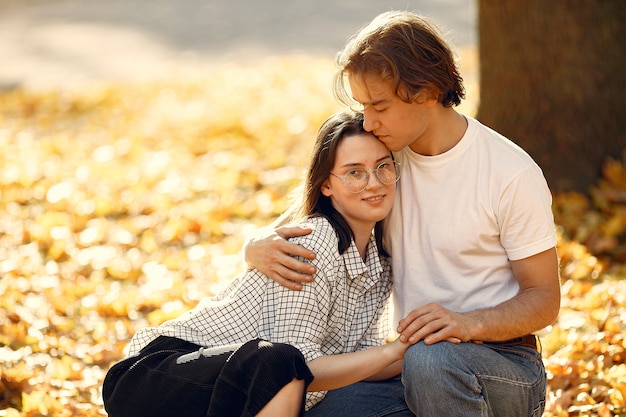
[365,170,383,189]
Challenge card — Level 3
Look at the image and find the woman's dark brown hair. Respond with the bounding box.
[290,111,389,256]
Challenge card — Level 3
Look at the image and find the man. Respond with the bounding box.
[246,11,560,417]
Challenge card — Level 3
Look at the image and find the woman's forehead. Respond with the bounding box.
[336,133,390,158]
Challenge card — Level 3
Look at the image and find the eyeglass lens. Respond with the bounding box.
[344,162,399,192]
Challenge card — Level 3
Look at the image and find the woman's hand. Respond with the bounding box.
[244,226,317,290]
[386,335,413,361]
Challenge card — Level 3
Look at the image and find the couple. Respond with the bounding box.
[103,10,560,417]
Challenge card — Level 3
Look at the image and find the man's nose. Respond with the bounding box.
[362,111,380,133]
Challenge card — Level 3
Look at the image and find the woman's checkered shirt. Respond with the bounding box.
[127,215,393,408]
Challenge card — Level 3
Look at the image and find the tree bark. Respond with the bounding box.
[476,0,626,193]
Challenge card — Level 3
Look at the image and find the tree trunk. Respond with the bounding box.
[476,0,626,193]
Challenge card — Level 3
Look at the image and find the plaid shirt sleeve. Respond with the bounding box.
[257,216,342,363]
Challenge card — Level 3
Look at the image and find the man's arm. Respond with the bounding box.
[397,247,561,344]
[244,226,317,290]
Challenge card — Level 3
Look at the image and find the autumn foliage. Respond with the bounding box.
[1,56,625,417]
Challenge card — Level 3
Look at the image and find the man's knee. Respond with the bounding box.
[403,341,459,378]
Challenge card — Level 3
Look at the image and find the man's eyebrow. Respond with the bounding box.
[352,97,388,106]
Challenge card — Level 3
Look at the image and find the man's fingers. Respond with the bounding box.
[398,313,448,343]
[272,259,313,283]
[281,241,316,262]
[270,273,305,291]
[277,247,316,274]
[245,226,317,290]
[276,226,314,240]
[400,322,439,344]
[269,261,315,290]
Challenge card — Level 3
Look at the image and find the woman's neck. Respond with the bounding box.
[353,228,373,261]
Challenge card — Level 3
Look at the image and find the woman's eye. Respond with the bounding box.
[347,169,364,178]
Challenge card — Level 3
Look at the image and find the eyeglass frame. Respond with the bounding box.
[330,161,401,193]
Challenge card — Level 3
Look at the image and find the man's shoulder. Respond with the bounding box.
[466,118,542,175]
[471,118,532,157]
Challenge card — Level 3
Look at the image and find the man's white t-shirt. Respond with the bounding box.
[384,116,557,321]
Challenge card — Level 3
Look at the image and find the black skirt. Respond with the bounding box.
[103,336,314,417]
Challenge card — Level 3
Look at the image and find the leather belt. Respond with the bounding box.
[488,334,538,351]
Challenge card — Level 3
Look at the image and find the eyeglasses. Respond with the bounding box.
[330,161,400,193]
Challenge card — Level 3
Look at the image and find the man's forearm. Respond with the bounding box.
[464,288,560,342]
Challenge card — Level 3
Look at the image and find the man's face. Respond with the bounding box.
[348,72,432,153]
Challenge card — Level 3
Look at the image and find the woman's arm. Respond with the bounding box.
[306,338,409,392]
[264,218,404,393]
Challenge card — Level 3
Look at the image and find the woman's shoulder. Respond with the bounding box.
[287,216,340,262]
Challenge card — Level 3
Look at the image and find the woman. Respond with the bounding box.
[102,111,408,417]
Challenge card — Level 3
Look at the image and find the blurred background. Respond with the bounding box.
[0,0,476,90]
[2,1,625,416]
[0,3,479,416]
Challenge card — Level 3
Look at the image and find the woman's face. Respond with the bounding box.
[322,133,397,236]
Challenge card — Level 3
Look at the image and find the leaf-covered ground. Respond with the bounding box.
[1,55,625,417]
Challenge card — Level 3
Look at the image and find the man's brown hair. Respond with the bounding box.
[333,11,465,108]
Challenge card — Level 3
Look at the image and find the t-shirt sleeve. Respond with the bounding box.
[499,164,557,261]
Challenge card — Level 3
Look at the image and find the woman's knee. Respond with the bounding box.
[255,339,304,360]
[239,339,307,373]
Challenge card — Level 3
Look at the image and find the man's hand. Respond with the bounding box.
[397,248,561,345]
[397,303,467,345]
[244,226,316,290]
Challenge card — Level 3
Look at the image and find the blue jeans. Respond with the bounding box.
[306,375,414,417]
[404,341,546,417]
[306,341,546,417]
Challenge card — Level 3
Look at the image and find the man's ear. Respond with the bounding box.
[413,86,439,106]
[321,179,333,197]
